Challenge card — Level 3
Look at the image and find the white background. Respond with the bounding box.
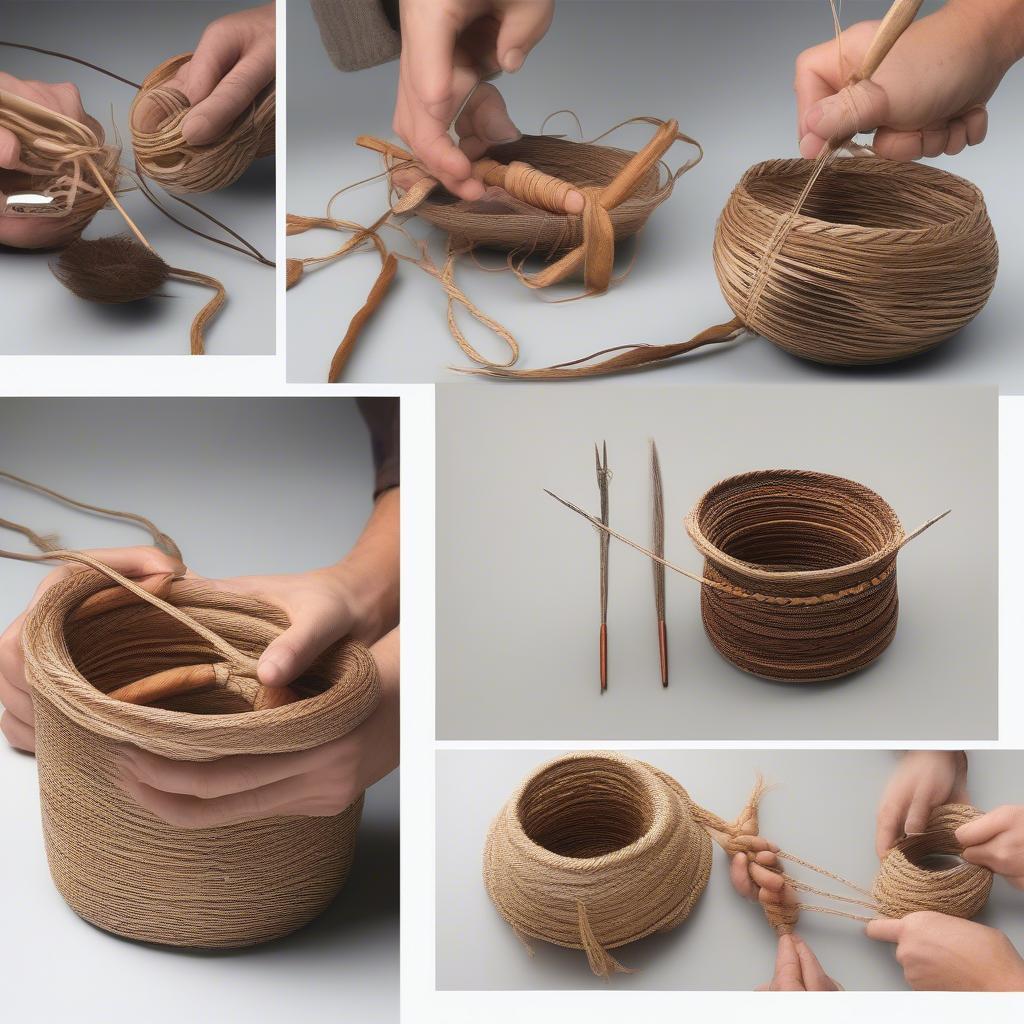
[1,1,1022,1021]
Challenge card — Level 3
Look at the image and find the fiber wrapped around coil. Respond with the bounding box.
[24,571,379,948]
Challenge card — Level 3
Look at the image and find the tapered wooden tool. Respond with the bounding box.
[107,661,299,711]
[355,135,584,214]
[650,440,668,687]
[596,442,610,693]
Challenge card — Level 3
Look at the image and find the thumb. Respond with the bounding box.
[772,933,805,990]
[257,606,346,688]
[865,917,903,943]
[496,2,554,73]
[801,78,890,157]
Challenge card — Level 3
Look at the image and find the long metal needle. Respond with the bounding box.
[596,442,610,693]
[650,440,668,687]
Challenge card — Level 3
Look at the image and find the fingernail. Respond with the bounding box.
[799,132,824,159]
[564,189,585,214]
[257,653,287,687]
[805,97,836,134]
[502,48,525,73]
[180,112,211,146]
[480,109,521,146]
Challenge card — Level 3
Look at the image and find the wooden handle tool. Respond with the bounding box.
[107,661,299,711]
[857,0,924,81]
[356,135,583,215]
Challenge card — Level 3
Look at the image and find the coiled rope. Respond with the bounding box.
[485,753,993,978]
[548,469,948,683]
[0,472,379,947]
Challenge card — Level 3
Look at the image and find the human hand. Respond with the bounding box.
[867,912,1024,990]
[139,2,276,145]
[956,805,1024,888]
[756,932,842,991]
[116,626,399,827]
[794,0,1024,159]
[0,546,183,753]
[875,751,968,858]
[394,0,554,199]
[728,836,800,926]
[0,72,105,249]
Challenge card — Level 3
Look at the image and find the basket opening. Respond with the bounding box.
[700,496,889,572]
[898,827,965,872]
[746,164,968,231]
[517,757,654,858]
[63,604,332,716]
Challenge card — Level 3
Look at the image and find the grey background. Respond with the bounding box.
[287,0,1023,386]
[436,748,1024,991]
[0,398,397,1024]
[436,384,997,740]
[0,1,275,356]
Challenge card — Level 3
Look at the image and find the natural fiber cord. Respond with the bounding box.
[485,754,994,978]
[1,474,379,948]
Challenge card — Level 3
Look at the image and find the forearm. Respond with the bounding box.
[953,0,1024,70]
[327,487,400,641]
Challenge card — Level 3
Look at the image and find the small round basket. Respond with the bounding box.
[686,469,905,682]
[714,158,998,365]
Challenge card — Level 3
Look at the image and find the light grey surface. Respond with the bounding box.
[0,1,275,356]
[287,0,1023,386]
[436,748,1024,991]
[436,384,997,740]
[0,398,397,1024]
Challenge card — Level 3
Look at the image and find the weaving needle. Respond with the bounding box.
[595,442,610,693]
[650,440,668,688]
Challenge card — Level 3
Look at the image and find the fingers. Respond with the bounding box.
[118,743,316,799]
[454,81,519,161]
[876,797,905,859]
[956,805,1014,848]
[771,933,806,991]
[801,77,891,157]
[181,51,274,145]
[791,934,838,991]
[182,29,243,108]
[793,40,843,141]
[0,126,23,170]
[257,611,347,688]
[494,1,555,73]
[0,611,29,707]
[0,710,34,753]
[903,788,937,837]
[731,851,757,899]
[865,916,903,943]
[0,666,33,725]
[370,627,400,690]
[117,767,345,829]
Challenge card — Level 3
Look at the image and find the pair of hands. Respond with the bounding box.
[1,3,275,249]
[733,751,1024,991]
[0,487,400,828]
[394,0,1021,200]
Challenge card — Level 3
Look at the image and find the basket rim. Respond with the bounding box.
[685,468,904,585]
[23,570,379,757]
[736,156,985,241]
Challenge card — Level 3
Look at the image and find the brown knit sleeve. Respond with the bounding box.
[357,398,400,498]
[311,0,401,72]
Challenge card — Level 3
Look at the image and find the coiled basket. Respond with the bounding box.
[714,158,998,365]
[23,571,379,948]
[686,469,905,682]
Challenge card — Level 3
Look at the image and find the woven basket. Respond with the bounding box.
[23,571,380,948]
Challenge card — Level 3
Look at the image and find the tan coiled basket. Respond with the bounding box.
[24,570,379,948]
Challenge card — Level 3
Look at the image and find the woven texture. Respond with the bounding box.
[715,157,998,365]
[23,569,379,948]
[0,86,120,243]
[130,53,275,195]
[485,755,995,978]
[484,752,763,977]
[686,469,904,682]
[872,804,992,919]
